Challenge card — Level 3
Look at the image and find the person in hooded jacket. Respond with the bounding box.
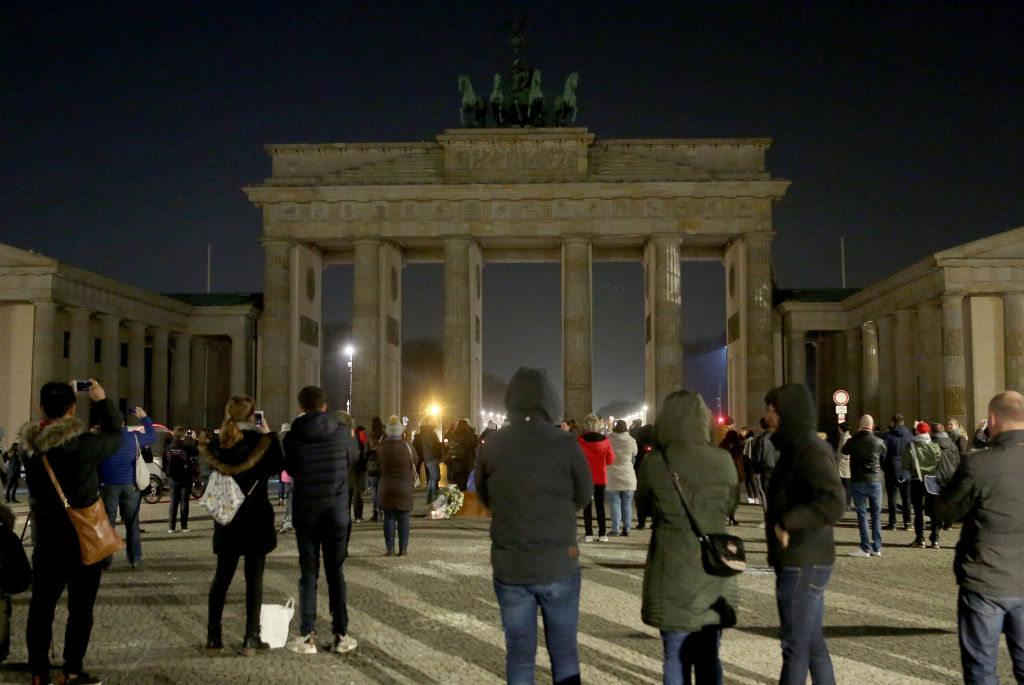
[578,413,615,542]
[376,415,418,556]
[764,383,846,685]
[474,367,592,685]
[605,420,638,537]
[881,415,914,531]
[199,395,283,657]
[20,380,123,685]
[638,391,739,685]
[282,386,358,656]
[413,420,442,504]
[902,422,942,549]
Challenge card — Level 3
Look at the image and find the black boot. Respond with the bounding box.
[205,624,223,656]
[240,633,270,656]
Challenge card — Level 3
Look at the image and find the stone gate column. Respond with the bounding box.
[171,332,191,427]
[230,333,248,396]
[844,327,863,420]
[260,238,292,426]
[861,321,880,421]
[1003,292,1024,392]
[894,309,916,417]
[151,327,169,423]
[916,301,941,419]
[126,321,147,410]
[97,313,121,398]
[877,315,895,422]
[352,240,381,422]
[31,301,58,398]
[644,236,682,416]
[744,232,774,427]
[941,295,967,422]
[67,307,92,381]
[784,318,807,386]
[562,237,593,422]
[443,238,479,424]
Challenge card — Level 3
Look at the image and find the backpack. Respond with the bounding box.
[446,439,465,463]
[751,433,777,473]
[936,440,961,486]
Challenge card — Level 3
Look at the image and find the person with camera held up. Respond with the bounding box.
[19,379,123,685]
[97,402,156,570]
[165,426,198,533]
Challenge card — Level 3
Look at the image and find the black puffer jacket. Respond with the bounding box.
[764,384,846,568]
[19,400,124,555]
[475,368,593,585]
[283,411,355,530]
[935,429,1024,596]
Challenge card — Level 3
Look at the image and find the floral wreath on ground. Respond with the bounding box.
[443,484,464,518]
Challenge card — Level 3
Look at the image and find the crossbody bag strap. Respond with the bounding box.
[40,454,71,510]
[659,450,706,540]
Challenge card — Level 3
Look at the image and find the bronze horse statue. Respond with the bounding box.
[457,75,487,127]
[553,72,579,126]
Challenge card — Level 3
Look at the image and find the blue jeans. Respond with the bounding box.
[425,460,440,504]
[493,569,581,685]
[958,588,1024,683]
[661,628,722,685]
[382,510,410,552]
[168,481,190,531]
[776,565,835,684]
[605,490,635,535]
[100,483,141,567]
[849,481,883,553]
[367,474,380,513]
[295,513,349,636]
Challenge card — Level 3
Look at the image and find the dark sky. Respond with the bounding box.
[3,2,1023,411]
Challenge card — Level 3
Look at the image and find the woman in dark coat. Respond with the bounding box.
[638,391,739,685]
[376,415,418,556]
[199,395,283,656]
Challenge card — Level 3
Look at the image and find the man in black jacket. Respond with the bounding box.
[475,368,592,685]
[842,414,886,557]
[19,380,123,685]
[764,383,846,684]
[282,386,358,656]
[936,391,1024,682]
[881,415,913,530]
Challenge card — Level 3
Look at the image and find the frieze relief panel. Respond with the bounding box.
[449,147,578,172]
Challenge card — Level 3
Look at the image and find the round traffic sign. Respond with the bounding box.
[833,390,849,406]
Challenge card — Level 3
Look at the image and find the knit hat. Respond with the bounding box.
[916,421,930,435]
[385,414,403,437]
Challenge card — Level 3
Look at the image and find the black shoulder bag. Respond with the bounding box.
[660,452,746,576]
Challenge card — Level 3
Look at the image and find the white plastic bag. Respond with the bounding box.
[260,597,295,649]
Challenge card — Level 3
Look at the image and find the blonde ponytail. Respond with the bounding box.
[219,395,255,448]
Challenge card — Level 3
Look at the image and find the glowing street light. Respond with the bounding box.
[342,344,355,413]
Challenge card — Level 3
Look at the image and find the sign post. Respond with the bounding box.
[833,389,849,424]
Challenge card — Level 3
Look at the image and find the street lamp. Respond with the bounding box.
[343,344,354,413]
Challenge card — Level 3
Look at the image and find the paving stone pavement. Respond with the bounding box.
[0,494,1013,684]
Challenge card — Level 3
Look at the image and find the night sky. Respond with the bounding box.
[3,2,1023,412]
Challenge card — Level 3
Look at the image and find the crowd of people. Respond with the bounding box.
[2,374,1022,684]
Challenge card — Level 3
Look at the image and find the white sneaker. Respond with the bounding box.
[286,632,317,654]
[847,549,871,558]
[583,536,594,543]
[181,528,191,533]
[331,633,358,654]
[598,535,609,542]
[168,528,175,534]
[869,550,882,557]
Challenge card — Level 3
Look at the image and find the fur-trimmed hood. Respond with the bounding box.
[200,435,273,475]
[18,416,87,458]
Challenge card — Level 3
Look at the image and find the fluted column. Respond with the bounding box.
[230,333,248,396]
[861,321,880,421]
[941,295,967,422]
[126,322,147,411]
[442,238,475,423]
[916,301,942,419]
[261,238,292,426]
[563,237,594,422]
[31,301,59,397]
[744,232,775,427]
[97,313,121,396]
[894,309,916,417]
[644,236,682,416]
[877,315,896,422]
[844,327,863,420]
[151,327,169,424]
[1004,292,1024,392]
[67,307,92,381]
[171,332,191,427]
[785,323,807,386]
[352,239,381,422]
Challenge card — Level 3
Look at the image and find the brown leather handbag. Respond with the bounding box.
[42,455,125,565]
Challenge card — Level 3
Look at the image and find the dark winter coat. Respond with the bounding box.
[882,424,914,480]
[283,411,354,531]
[18,399,124,557]
[842,429,885,483]
[935,429,1024,597]
[377,436,416,512]
[475,367,593,585]
[165,439,198,484]
[413,430,442,464]
[764,384,846,568]
[638,391,739,632]
[201,428,283,556]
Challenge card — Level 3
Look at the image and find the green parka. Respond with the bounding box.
[638,391,740,632]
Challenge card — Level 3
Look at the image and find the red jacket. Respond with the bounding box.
[578,432,615,485]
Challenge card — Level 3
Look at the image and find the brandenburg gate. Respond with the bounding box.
[244,127,789,428]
